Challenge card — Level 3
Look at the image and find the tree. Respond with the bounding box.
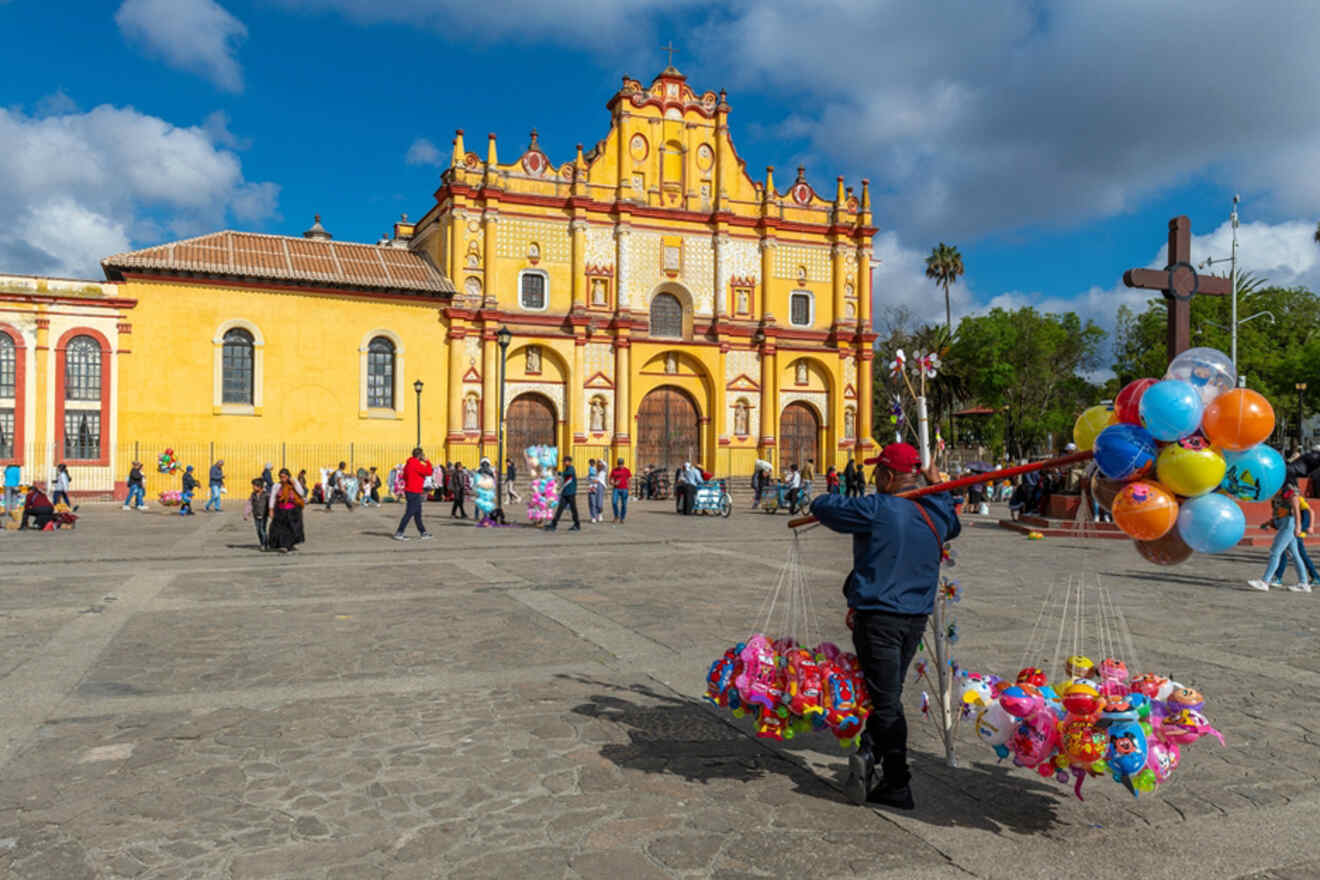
[925,243,965,333]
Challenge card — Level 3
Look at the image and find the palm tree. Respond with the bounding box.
[925,243,965,334]
[1314,221,1320,245]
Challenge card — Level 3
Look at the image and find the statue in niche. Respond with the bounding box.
[796,361,808,385]
[737,289,749,314]
[463,396,479,431]
[590,399,606,432]
[665,352,678,374]
[844,408,855,440]
[526,346,541,373]
[734,401,750,436]
[527,242,540,260]
[591,278,607,306]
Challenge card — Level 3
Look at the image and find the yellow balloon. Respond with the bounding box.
[1073,405,1117,451]
[1155,442,1226,497]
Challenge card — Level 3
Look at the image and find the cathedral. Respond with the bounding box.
[0,65,876,495]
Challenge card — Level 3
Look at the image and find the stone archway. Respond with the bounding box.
[635,385,700,472]
[506,393,557,457]
[779,402,820,471]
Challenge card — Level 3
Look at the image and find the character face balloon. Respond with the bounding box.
[1016,667,1048,687]
[1106,720,1149,778]
[1147,739,1181,782]
[999,684,1044,718]
[1062,681,1103,719]
[1010,711,1059,767]
[1099,658,1128,682]
[1166,687,1204,713]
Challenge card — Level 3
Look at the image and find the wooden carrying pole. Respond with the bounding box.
[786,450,1094,529]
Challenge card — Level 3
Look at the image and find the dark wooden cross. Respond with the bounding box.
[1123,215,1232,363]
[661,41,677,67]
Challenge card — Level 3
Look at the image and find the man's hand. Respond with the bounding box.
[922,461,941,486]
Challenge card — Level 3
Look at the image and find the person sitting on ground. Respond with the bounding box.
[19,484,55,531]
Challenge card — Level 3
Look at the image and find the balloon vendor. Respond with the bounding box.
[808,442,962,810]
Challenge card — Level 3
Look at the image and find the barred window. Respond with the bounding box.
[650,292,683,338]
[367,336,395,408]
[65,336,101,401]
[789,291,812,327]
[0,409,12,459]
[520,273,546,310]
[63,410,100,459]
[0,332,14,398]
[221,329,254,404]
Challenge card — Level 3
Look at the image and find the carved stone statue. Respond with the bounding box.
[665,352,678,374]
[591,278,606,305]
[734,401,750,436]
[590,399,606,432]
[844,408,856,440]
[795,361,808,385]
[526,346,541,373]
[464,396,479,431]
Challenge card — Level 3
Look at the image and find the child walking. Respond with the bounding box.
[180,465,199,515]
[244,477,270,550]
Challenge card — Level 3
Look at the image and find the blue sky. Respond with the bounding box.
[3,0,1319,344]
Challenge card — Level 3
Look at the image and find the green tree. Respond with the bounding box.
[925,242,964,333]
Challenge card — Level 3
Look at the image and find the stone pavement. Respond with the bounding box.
[0,498,1317,879]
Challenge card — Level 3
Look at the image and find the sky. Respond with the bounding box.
[3,0,1320,359]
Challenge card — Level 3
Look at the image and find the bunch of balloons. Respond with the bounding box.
[523,445,560,524]
[157,449,181,474]
[964,657,1223,800]
[1073,346,1282,564]
[704,635,871,747]
[473,463,497,522]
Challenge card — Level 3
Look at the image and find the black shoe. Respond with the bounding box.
[568,525,580,531]
[844,752,875,806]
[544,526,556,532]
[866,780,915,810]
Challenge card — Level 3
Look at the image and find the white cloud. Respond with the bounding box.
[0,105,279,277]
[405,137,443,167]
[34,90,78,117]
[115,0,247,92]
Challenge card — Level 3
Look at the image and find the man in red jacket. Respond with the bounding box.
[393,447,434,541]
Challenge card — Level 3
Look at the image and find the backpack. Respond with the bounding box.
[329,471,340,488]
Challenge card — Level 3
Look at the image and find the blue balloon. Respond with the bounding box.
[1093,423,1157,480]
[1139,379,1205,441]
[1220,445,1286,501]
[1176,493,1246,553]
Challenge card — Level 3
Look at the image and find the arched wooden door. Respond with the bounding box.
[506,393,557,457]
[636,386,700,471]
[779,402,820,471]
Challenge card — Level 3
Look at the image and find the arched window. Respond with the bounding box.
[65,336,101,401]
[366,336,395,408]
[221,328,254,404]
[650,292,684,338]
[0,332,14,398]
[0,332,13,460]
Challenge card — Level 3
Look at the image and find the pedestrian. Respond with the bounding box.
[4,462,21,516]
[802,458,816,485]
[504,458,521,503]
[547,455,580,531]
[393,447,434,540]
[826,465,840,495]
[244,477,270,550]
[1250,485,1311,592]
[261,462,274,492]
[843,458,859,498]
[809,443,961,810]
[296,469,309,501]
[785,464,802,512]
[325,461,353,511]
[450,463,469,519]
[19,483,55,530]
[52,463,72,507]
[675,460,699,515]
[123,460,147,510]
[609,457,631,523]
[1267,488,1319,586]
[203,459,224,512]
[180,465,199,515]
[586,458,605,523]
[266,468,306,553]
[364,466,381,506]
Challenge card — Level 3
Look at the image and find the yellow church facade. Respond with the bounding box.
[6,66,876,496]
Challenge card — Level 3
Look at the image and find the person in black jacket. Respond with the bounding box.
[546,457,580,531]
[123,460,147,510]
[180,466,199,515]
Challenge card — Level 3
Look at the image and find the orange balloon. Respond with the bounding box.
[1202,389,1275,452]
[1112,481,1179,541]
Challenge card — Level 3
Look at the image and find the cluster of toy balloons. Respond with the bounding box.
[963,656,1223,800]
[157,449,181,474]
[473,461,497,520]
[523,445,560,524]
[703,634,871,748]
[1073,347,1282,564]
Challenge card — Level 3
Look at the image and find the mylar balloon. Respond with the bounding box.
[1115,378,1158,425]
[1220,445,1286,501]
[1090,473,1127,512]
[1164,346,1237,406]
[1112,481,1179,540]
[1176,493,1246,553]
[1072,404,1116,451]
[1139,379,1205,442]
[1093,423,1157,481]
[1134,529,1195,566]
[1202,389,1275,452]
[1155,439,1226,497]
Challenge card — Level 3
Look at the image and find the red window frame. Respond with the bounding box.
[0,324,24,465]
[54,328,111,466]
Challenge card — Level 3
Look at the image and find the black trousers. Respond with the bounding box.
[551,493,579,527]
[451,491,467,518]
[326,488,352,510]
[677,483,696,515]
[396,491,425,535]
[852,609,928,786]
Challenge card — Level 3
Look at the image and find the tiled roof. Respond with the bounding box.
[101,230,454,295]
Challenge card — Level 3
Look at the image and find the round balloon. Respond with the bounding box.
[1202,389,1275,451]
[1155,439,1226,497]
[1176,493,1246,553]
[1093,423,1158,481]
[1115,378,1158,425]
[1220,445,1286,501]
[1139,379,1204,441]
[1164,346,1237,406]
[1134,530,1195,566]
[1090,473,1127,512]
[1073,404,1117,451]
[1112,481,1179,541]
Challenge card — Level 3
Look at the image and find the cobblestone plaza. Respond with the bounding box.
[0,503,1317,879]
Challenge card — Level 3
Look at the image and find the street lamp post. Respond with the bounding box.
[413,380,424,448]
[1297,382,1308,450]
[1199,194,1241,369]
[494,326,513,523]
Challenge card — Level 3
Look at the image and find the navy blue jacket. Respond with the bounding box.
[560,465,577,496]
[810,491,961,615]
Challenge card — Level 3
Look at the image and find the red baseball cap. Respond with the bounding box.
[863,442,922,473]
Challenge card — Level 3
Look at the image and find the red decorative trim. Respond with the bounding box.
[462,367,481,383]
[0,292,137,310]
[584,265,614,277]
[583,371,614,389]
[34,318,50,330]
[0,323,26,465]
[53,327,111,467]
[448,327,469,340]
[113,272,448,305]
[726,374,760,392]
[117,322,132,334]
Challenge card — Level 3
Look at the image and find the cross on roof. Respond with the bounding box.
[661,41,677,67]
[1122,215,1233,364]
